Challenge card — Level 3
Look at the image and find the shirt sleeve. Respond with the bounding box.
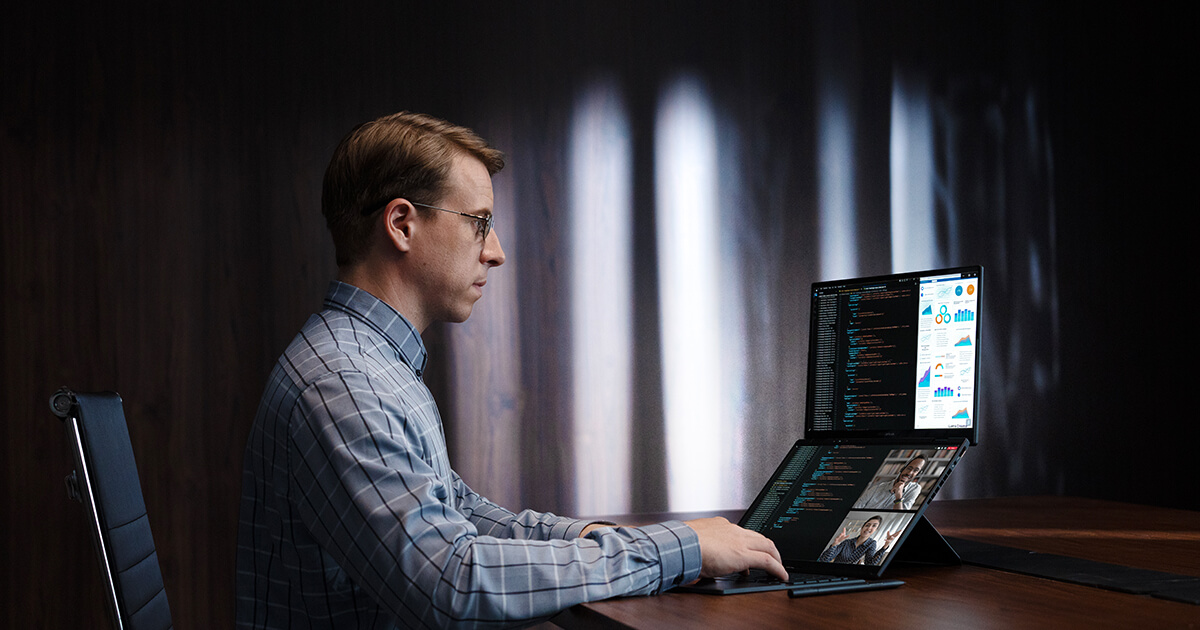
[853,483,882,509]
[451,471,603,541]
[286,370,701,628]
[819,540,844,563]
[865,539,886,565]
[901,481,921,509]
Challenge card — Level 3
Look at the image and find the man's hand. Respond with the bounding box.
[684,517,788,581]
[891,481,906,501]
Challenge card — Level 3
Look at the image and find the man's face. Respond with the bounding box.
[896,458,925,484]
[408,152,505,325]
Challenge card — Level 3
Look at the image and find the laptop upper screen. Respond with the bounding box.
[805,266,982,445]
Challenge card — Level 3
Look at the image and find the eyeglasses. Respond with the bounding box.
[411,202,494,241]
[362,199,493,241]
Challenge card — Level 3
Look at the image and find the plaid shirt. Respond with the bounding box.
[236,282,700,629]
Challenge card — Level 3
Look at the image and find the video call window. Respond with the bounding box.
[851,448,957,512]
[818,511,914,566]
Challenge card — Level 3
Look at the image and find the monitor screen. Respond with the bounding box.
[739,439,968,576]
[805,266,982,444]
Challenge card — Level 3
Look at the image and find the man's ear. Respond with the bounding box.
[383,198,418,253]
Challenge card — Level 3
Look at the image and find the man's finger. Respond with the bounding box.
[760,552,789,581]
[750,534,783,566]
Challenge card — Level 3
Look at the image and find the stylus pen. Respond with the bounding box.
[788,579,905,598]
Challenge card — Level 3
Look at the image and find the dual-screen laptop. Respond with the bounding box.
[679,265,983,596]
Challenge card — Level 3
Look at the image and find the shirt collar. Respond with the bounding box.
[322,281,429,378]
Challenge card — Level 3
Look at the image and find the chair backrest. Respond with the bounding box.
[50,388,173,630]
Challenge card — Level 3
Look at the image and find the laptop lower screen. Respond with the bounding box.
[740,439,967,576]
[806,266,982,444]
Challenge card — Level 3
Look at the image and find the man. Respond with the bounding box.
[236,112,786,629]
[852,454,927,510]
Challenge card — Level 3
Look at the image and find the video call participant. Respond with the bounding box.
[235,111,787,629]
[853,454,928,510]
[819,516,901,566]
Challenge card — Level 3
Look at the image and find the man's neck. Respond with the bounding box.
[337,265,428,332]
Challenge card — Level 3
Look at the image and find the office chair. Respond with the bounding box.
[50,388,173,630]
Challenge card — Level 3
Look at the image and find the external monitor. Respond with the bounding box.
[805,266,982,445]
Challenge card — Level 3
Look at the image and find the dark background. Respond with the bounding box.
[2,1,1192,627]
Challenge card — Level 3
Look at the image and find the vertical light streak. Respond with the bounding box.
[818,99,857,280]
[890,68,937,272]
[655,75,724,511]
[569,77,633,515]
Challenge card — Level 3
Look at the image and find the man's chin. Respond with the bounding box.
[440,295,482,324]
[447,304,476,324]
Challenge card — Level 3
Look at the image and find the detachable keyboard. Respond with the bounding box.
[675,569,869,594]
[723,569,861,587]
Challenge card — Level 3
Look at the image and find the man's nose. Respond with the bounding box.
[482,229,505,267]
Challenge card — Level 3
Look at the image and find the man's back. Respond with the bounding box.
[236,282,443,627]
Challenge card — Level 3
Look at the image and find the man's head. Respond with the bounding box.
[322,111,505,267]
[896,455,927,484]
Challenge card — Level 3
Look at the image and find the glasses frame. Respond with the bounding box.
[412,202,493,241]
[362,199,493,241]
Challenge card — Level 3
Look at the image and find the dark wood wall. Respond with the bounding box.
[2,1,1190,627]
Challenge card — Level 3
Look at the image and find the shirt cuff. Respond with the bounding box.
[639,520,702,591]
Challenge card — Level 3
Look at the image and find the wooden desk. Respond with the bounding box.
[552,497,1200,628]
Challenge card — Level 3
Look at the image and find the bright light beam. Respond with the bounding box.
[655,75,724,511]
[569,77,633,515]
[890,68,937,273]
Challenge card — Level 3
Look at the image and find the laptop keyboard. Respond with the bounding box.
[722,569,855,586]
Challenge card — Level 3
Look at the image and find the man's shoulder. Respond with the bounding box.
[277,309,395,385]
[293,308,365,346]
